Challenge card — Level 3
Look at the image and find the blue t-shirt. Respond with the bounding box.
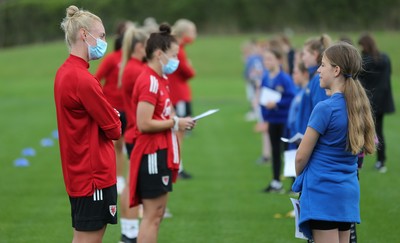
[296,67,329,134]
[286,87,304,149]
[292,93,360,239]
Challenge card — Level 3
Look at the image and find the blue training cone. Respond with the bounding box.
[40,138,54,147]
[22,147,36,157]
[14,158,30,167]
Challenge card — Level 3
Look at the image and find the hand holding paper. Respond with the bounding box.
[193,109,219,121]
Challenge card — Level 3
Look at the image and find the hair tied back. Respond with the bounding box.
[159,23,171,35]
[343,73,352,79]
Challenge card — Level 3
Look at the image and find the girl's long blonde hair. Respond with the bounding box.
[324,42,376,154]
[117,26,148,87]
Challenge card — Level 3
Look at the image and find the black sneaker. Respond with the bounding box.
[178,170,193,179]
[120,235,136,243]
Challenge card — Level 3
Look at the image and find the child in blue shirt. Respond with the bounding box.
[296,35,331,134]
[260,47,295,192]
[293,42,376,242]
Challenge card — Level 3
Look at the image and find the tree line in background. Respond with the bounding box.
[0,0,399,48]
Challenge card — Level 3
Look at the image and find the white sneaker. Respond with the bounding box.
[163,207,173,218]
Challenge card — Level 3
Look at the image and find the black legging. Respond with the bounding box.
[268,123,285,181]
[375,113,386,164]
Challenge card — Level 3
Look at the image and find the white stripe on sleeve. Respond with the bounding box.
[149,76,159,94]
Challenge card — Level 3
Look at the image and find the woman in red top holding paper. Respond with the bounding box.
[129,23,195,243]
[54,5,121,242]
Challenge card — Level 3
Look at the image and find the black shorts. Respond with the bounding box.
[309,220,352,231]
[125,142,134,160]
[174,101,192,117]
[118,110,127,135]
[69,185,118,231]
[138,149,172,199]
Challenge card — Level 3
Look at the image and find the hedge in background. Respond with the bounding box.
[1,0,399,48]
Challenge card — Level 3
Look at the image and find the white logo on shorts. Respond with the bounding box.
[109,205,117,217]
[162,176,169,186]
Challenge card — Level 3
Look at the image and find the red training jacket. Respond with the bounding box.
[54,54,121,197]
[168,45,195,105]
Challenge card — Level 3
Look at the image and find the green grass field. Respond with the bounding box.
[0,32,399,243]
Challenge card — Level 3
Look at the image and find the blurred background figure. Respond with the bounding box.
[358,33,395,173]
[118,25,149,243]
[279,34,296,77]
[242,39,272,164]
[287,58,309,150]
[296,34,331,136]
[260,47,295,193]
[95,20,135,195]
[169,18,197,179]
[142,17,159,34]
[242,38,264,122]
[339,35,354,45]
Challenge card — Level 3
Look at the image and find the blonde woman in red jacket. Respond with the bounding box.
[55,5,121,242]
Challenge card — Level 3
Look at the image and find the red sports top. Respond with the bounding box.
[129,66,180,207]
[121,58,145,145]
[95,50,124,111]
[54,54,121,197]
[168,45,195,105]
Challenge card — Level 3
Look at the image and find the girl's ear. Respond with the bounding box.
[334,65,341,77]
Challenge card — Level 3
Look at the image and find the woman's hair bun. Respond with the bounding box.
[66,5,80,18]
[159,23,171,35]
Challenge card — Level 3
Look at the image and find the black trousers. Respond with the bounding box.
[268,123,285,181]
[375,113,386,164]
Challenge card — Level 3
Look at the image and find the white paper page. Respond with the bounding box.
[193,109,219,121]
[284,149,297,177]
[281,132,304,143]
[290,198,308,240]
[259,87,282,105]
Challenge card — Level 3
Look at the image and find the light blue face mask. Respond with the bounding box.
[160,53,180,74]
[85,31,107,60]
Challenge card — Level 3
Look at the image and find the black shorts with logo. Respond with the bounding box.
[138,149,172,199]
[69,184,118,231]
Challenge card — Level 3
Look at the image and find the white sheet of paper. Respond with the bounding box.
[281,132,304,143]
[259,87,282,105]
[284,149,297,177]
[290,198,308,240]
[193,109,219,121]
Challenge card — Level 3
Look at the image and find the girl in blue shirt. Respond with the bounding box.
[260,47,295,192]
[296,35,331,135]
[293,42,376,242]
